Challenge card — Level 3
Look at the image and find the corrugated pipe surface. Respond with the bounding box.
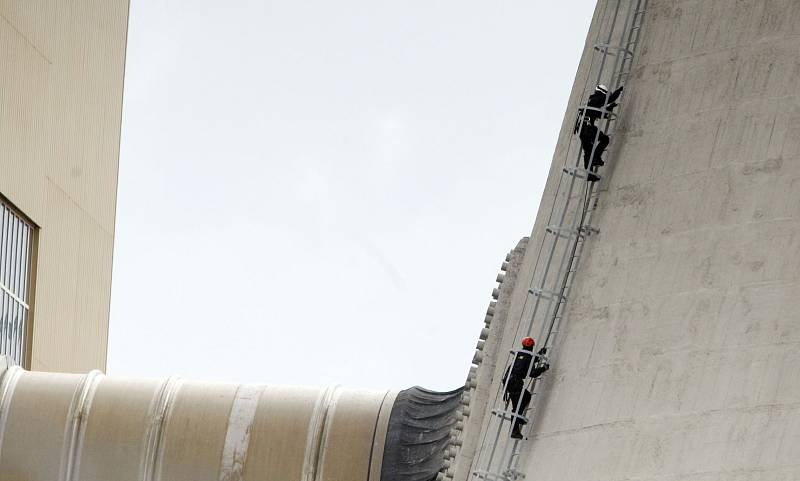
[0,357,459,481]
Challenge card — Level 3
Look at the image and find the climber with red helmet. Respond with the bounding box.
[500,336,550,439]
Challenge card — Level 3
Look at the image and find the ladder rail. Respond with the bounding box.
[478,161,594,474]
[502,0,650,476]
[470,2,619,460]
[468,1,649,479]
[499,183,597,471]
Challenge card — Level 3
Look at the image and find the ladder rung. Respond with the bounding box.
[546,225,588,240]
[490,408,529,423]
[472,469,513,481]
[593,43,634,56]
[528,288,565,302]
[563,166,602,181]
[503,468,525,479]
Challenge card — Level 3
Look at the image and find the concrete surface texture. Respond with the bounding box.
[462,0,800,480]
[0,1,129,372]
[0,357,395,481]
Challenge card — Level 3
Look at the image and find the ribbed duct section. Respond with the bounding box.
[0,357,454,481]
[380,387,464,481]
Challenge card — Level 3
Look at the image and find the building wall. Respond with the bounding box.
[0,0,129,371]
[474,0,800,480]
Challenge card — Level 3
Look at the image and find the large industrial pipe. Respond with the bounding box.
[0,357,462,481]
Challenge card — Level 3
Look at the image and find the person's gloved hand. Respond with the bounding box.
[538,347,548,356]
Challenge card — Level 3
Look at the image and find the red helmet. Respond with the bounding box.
[521,336,535,348]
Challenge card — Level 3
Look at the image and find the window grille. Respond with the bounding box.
[0,200,34,367]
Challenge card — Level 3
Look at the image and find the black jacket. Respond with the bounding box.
[502,348,548,389]
[576,86,623,129]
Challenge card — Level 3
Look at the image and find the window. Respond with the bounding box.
[0,200,34,367]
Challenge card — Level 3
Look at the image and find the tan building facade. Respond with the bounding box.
[0,0,130,372]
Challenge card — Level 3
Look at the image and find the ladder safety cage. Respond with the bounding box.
[469,1,648,479]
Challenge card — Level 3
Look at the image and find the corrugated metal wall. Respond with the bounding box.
[0,0,129,371]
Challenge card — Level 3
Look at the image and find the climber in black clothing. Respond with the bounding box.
[501,336,550,439]
[575,84,624,181]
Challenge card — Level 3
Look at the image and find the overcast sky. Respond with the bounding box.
[108,1,597,391]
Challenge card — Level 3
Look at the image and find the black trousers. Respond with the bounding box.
[578,123,609,170]
[506,385,532,430]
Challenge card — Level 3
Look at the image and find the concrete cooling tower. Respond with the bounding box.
[454,0,800,481]
[2,0,799,480]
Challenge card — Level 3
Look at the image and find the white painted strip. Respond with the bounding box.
[0,364,22,460]
[218,384,265,481]
[152,378,183,481]
[367,390,398,481]
[0,357,11,385]
[301,386,339,481]
[0,283,29,310]
[141,376,182,481]
[71,372,103,478]
[310,387,343,481]
[61,370,104,481]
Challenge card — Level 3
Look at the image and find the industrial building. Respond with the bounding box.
[1,0,799,480]
[0,0,128,372]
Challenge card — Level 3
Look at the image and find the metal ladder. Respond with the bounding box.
[469,1,648,480]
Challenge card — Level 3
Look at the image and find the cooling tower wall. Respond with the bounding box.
[467,1,800,480]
